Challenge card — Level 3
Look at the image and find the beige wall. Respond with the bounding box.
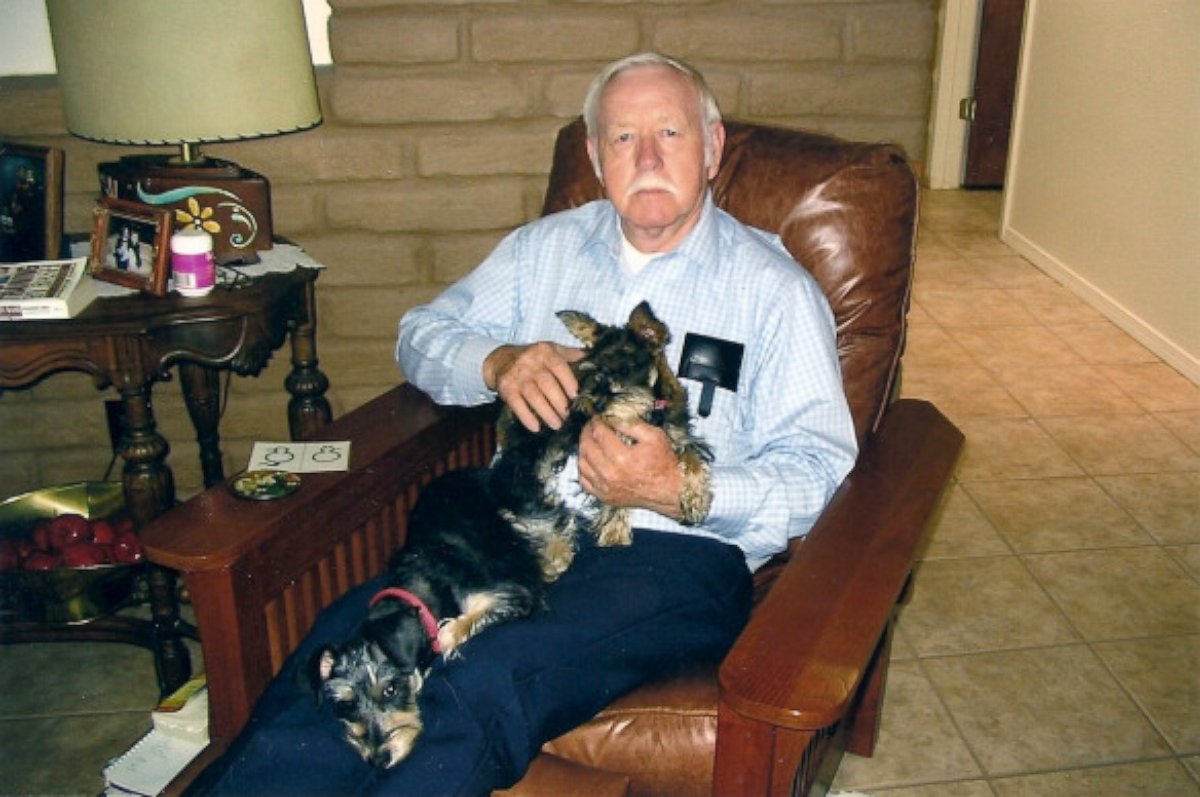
[1001,0,1200,383]
[1,0,938,501]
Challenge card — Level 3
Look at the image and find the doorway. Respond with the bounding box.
[962,0,1026,187]
[927,0,1026,189]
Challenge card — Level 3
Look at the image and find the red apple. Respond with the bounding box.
[48,513,90,550]
[31,519,53,551]
[89,518,117,545]
[22,551,61,570]
[114,516,136,535]
[61,542,111,567]
[14,539,34,561]
[111,531,144,564]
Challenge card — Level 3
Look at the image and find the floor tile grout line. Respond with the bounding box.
[1090,469,1197,552]
[906,651,992,785]
[0,707,155,722]
[1089,637,1195,758]
[982,754,1200,788]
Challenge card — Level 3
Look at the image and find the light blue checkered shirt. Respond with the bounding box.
[397,194,857,571]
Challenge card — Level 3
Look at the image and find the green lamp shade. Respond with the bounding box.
[46,0,322,146]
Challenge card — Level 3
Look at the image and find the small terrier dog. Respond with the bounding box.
[312,468,545,768]
[489,300,713,578]
[313,301,711,768]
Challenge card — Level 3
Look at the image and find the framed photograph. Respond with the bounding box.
[0,142,64,263]
[89,197,172,296]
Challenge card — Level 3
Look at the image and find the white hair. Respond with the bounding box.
[581,52,723,170]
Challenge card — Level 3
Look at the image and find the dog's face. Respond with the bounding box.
[557,301,675,426]
[312,601,431,768]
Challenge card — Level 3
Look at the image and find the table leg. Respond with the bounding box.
[285,280,332,439]
[118,385,175,525]
[117,385,191,696]
[146,563,193,695]
[179,362,225,488]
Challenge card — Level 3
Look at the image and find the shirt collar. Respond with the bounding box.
[583,191,719,269]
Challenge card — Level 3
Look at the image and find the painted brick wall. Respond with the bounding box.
[0,0,936,501]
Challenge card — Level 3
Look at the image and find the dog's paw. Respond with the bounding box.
[540,534,576,581]
[376,718,422,768]
[437,617,468,656]
[678,458,713,526]
[594,511,633,547]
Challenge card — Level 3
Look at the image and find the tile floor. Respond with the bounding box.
[1,190,1198,795]
[0,606,203,795]
[829,190,1200,796]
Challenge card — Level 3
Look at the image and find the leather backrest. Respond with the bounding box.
[542,119,918,445]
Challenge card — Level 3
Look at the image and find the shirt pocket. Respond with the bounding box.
[681,378,742,460]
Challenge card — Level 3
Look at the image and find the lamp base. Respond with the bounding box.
[98,155,274,265]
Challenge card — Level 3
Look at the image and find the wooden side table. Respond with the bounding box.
[0,264,332,695]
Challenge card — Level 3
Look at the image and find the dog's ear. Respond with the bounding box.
[628,301,670,351]
[306,645,338,696]
[365,602,429,669]
[557,309,601,347]
[317,647,336,681]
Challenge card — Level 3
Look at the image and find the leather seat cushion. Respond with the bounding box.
[496,752,631,797]
[541,666,719,797]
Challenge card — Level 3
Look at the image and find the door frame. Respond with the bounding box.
[926,0,984,188]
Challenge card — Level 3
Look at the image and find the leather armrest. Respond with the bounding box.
[718,399,963,730]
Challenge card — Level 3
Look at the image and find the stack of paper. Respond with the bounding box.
[152,676,209,745]
[102,676,209,796]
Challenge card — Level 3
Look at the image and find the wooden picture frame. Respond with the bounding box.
[0,141,64,263]
[90,197,172,296]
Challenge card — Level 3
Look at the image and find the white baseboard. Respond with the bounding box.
[999,226,1200,386]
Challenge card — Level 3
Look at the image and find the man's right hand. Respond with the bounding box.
[483,342,584,432]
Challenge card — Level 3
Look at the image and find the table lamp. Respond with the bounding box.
[46,0,322,264]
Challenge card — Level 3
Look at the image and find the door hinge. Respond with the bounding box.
[959,97,978,122]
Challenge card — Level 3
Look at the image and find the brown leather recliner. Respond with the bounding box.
[145,119,963,797]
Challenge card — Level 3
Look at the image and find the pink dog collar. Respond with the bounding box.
[369,587,443,653]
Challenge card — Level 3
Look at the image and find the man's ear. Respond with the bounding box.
[706,121,726,180]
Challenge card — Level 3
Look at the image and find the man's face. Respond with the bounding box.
[588,65,724,254]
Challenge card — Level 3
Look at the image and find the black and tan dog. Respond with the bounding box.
[312,301,711,768]
[312,468,545,768]
[490,300,713,578]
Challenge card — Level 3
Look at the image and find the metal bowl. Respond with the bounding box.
[0,481,140,625]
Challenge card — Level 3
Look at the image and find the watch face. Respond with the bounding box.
[229,470,302,501]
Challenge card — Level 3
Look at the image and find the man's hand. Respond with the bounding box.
[577,418,684,521]
[484,342,584,432]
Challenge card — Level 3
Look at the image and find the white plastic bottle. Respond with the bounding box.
[171,228,215,297]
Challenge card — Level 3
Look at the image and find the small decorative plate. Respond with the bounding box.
[229,470,302,501]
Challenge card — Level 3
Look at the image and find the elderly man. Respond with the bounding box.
[194,53,856,797]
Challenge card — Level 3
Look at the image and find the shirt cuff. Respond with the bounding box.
[702,465,758,538]
[453,335,504,402]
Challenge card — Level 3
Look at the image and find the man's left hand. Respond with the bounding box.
[577,418,684,521]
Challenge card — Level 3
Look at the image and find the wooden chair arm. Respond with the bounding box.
[718,399,963,731]
[144,384,493,571]
[142,383,496,742]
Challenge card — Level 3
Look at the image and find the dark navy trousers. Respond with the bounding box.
[191,529,753,797]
